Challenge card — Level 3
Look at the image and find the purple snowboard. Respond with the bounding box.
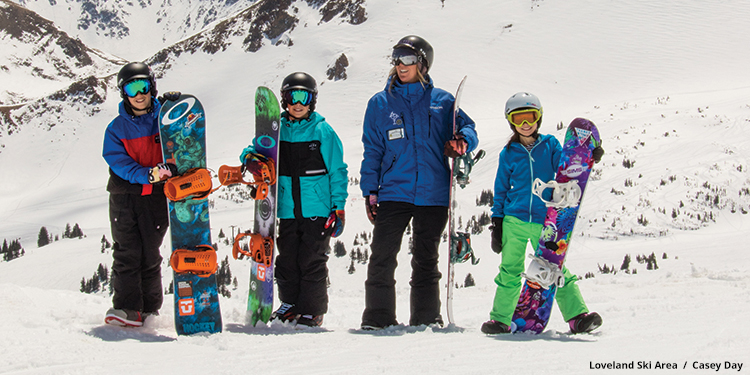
[511,118,601,334]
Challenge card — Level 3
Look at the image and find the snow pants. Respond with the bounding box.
[109,193,168,313]
[276,217,332,316]
[362,202,448,327]
[489,215,588,325]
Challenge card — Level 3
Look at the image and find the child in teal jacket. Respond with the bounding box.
[241,73,348,327]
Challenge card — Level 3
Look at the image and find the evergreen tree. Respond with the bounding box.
[464,273,476,287]
[64,223,72,238]
[38,227,51,247]
[70,223,84,238]
[333,240,347,257]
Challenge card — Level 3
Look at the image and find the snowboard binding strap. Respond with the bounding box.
[532,178,582,209]
[169,245,218,277]
[522,254,565,290]
[455,149,486,188]
[164,168,217,201]
[450,232,480,265]
[218,154,277,200]
[232,232,274,266]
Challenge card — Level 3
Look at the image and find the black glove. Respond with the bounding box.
[592,146,604,164]
[490,217,503,254]
[158,91,181,103]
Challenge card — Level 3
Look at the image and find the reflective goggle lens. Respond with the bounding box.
[284,89,312,106]
[123,79,151,98]
[391,48,420,66]
[508,108,541,127]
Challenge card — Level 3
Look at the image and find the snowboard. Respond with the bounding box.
[445,76,483,325]
[510,117,601,334]
[246,87,281,326]
[159,94,222,335]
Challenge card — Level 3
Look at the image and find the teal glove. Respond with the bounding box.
[239,143,257,164]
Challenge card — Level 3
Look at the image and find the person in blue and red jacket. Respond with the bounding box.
[359,35,478,330]
[102,62,180,327]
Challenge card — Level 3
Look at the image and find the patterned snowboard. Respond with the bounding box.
[159,94,222,335]
[246,87,281,326]
[511,118,600,334]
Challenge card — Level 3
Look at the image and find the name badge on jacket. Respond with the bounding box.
[388,128,404,141]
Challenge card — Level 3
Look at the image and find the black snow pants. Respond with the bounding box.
[109,193,169,313]
[275,217,332,316]
[362,201,449,327]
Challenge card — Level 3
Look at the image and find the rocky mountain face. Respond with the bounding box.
[0,0,366,139]
[0,0,122,105]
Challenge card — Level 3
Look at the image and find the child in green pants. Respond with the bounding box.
[481,92,603,334]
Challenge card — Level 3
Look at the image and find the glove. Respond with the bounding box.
[325,210,346,238]
[239,143,257,164]
[592,146,605,164]
[490,217,503,254]
[444,134,467,158]
[148,163,177,183]
[158,91,181,103]
[365,195,378,225]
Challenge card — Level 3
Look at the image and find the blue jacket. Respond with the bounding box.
[492,134,562,224]
[277,112,348,219]
[360,76,478,207]
[102,100,163,195]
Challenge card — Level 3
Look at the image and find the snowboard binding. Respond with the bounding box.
[532,178,582,209]
[450,232,480,265]
[522,254,565,290]
[232,232,274,266]
[217,153,277,200]
[455,149,486,188]
[164,168,215,201]
[169,245,218,277]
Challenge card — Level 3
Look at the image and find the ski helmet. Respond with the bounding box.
[505,92,543,129]
[393,35,434,74]
[280,72,318,111]
[117,62,157,100]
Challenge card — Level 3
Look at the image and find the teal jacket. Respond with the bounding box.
[276,111,348,219]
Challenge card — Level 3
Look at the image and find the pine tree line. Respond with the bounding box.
[1,238,25,261]
[37,223,86,248]
[80,263,112,294]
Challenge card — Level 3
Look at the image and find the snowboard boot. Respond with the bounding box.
[480,320,511,334]
[568,312,602,334]
[295,314,324,327]
[105,308,143,327]
[270,302,297,323]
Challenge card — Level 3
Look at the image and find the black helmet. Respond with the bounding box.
[393,35,434,73]
[117,62,157,100]
[280,72,318,111]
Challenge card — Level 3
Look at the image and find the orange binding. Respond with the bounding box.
[169,245,218,277]
[232,232,273,266]
[164,168,214,201]
[217,154,276,200]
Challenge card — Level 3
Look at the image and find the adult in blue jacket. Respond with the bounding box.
[241,72,348,327]
[359,36,478,330]
[102,62,179,327]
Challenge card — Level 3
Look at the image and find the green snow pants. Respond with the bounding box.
[488,215,588,326]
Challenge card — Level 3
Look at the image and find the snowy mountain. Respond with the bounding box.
[0,0,123,105]
[1,0,749,373]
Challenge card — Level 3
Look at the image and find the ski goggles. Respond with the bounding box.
[122,79,151,98]
[507,108,542,127]
[283,89,313,106]
[391,48,420,66]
